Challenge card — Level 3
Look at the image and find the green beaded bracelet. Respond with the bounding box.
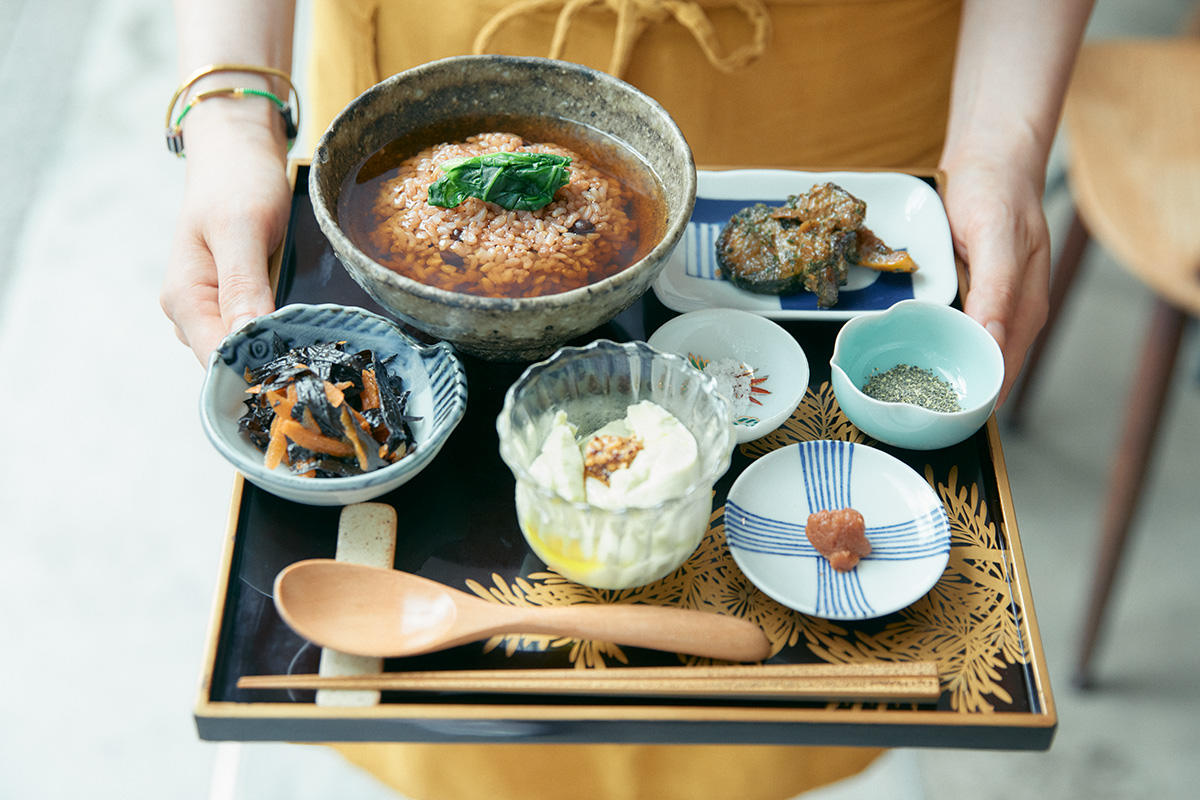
[165,87,298,157]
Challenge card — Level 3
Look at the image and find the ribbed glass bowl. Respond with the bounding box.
[496,340,735,589]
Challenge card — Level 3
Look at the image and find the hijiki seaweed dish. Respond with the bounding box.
[238,336,420,478]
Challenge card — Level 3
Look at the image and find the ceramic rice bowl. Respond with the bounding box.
[309,54,697,362]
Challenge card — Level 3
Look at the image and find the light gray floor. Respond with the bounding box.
[1,1,1197,798]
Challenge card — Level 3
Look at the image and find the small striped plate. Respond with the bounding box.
[725,440,951,620]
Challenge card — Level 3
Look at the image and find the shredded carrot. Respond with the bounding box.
[278,419,355,458]
[264,413,288,470]
[339,406,371,471]
[268,385,297,419]
[360,368,381,410]
[323,381,347,408]
[237,341,418,478]
[386,441,407,462]
[298,406,321,433]
[344,404,374,439]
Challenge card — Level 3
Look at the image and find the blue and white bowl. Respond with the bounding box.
[200,303,468,506]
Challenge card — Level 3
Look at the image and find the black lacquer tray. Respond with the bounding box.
[194,164,1056,749]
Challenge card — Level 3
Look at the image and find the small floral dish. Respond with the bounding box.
[830,299,1003,451]
[646,308,808,443]
[724,439,951,620]
[200,303,468,506]
[496,339,735,590]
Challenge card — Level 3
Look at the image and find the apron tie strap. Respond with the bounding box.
[474,0,772,79]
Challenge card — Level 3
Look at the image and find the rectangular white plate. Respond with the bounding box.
[652,169,958,320]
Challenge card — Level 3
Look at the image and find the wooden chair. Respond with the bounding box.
[1006,38,1200,689]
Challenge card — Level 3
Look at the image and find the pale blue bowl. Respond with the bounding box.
[200,303,468,506]
[830,300,1003,450]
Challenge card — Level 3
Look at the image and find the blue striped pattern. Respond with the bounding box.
[684,221,722,280]
[799,438,854,512]
[725,441,951,618]
[814,557,873,618]
[725,503,951,562]
[425,352,469,431]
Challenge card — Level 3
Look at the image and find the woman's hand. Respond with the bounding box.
[938,154,1052,406]
[937,0,1093,405]
[162,100,292,363]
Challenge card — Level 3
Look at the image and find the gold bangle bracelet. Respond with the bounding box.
[164,63,301,157]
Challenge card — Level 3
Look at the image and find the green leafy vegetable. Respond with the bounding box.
[427,152,572,211]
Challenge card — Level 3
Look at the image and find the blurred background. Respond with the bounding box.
[1,0,1196,797]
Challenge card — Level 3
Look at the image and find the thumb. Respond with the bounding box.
[208,221,278,335]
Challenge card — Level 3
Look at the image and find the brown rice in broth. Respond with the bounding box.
[369,132,640,298]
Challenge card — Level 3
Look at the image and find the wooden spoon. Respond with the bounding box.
[274,559,772,662]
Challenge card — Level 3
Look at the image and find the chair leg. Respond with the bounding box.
[1074,295,1188,689]
[1007,207,1091,428]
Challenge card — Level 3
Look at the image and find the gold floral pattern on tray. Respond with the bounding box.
[467,382,1027,713]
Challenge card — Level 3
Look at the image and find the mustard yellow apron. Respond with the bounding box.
[304,3,961,797]
[306,0,961,168]
[334,741,886,800]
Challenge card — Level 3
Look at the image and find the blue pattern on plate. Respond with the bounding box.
[724,503,951,562]
[725,440,951,618]
[685,196,916,312]
[799,437,854,511]
[201,303,468,506]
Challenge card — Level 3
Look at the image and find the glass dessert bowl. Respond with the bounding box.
[496,339,735,589]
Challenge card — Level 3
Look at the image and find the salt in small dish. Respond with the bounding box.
[200,303,468,506]
[647,308,808,443]
[830,299,1003,451]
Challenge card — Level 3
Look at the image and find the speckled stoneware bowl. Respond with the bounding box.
[309,54,696,362]
[200,303,468,506]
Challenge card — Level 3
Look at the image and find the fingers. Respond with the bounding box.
[162,228,227,363]
[939,161,1053,409]
[162,112,292,365]
[206,207,278,333]
[959,218,1051,407]
[995,270,1050,405]
[163,211,277,364]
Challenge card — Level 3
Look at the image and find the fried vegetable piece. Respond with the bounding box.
[237,335,421,478]
[853,226,919,273]
[805,508,872,572]
[715,182,918,307]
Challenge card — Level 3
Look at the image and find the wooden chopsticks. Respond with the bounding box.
[237,662,941,703]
